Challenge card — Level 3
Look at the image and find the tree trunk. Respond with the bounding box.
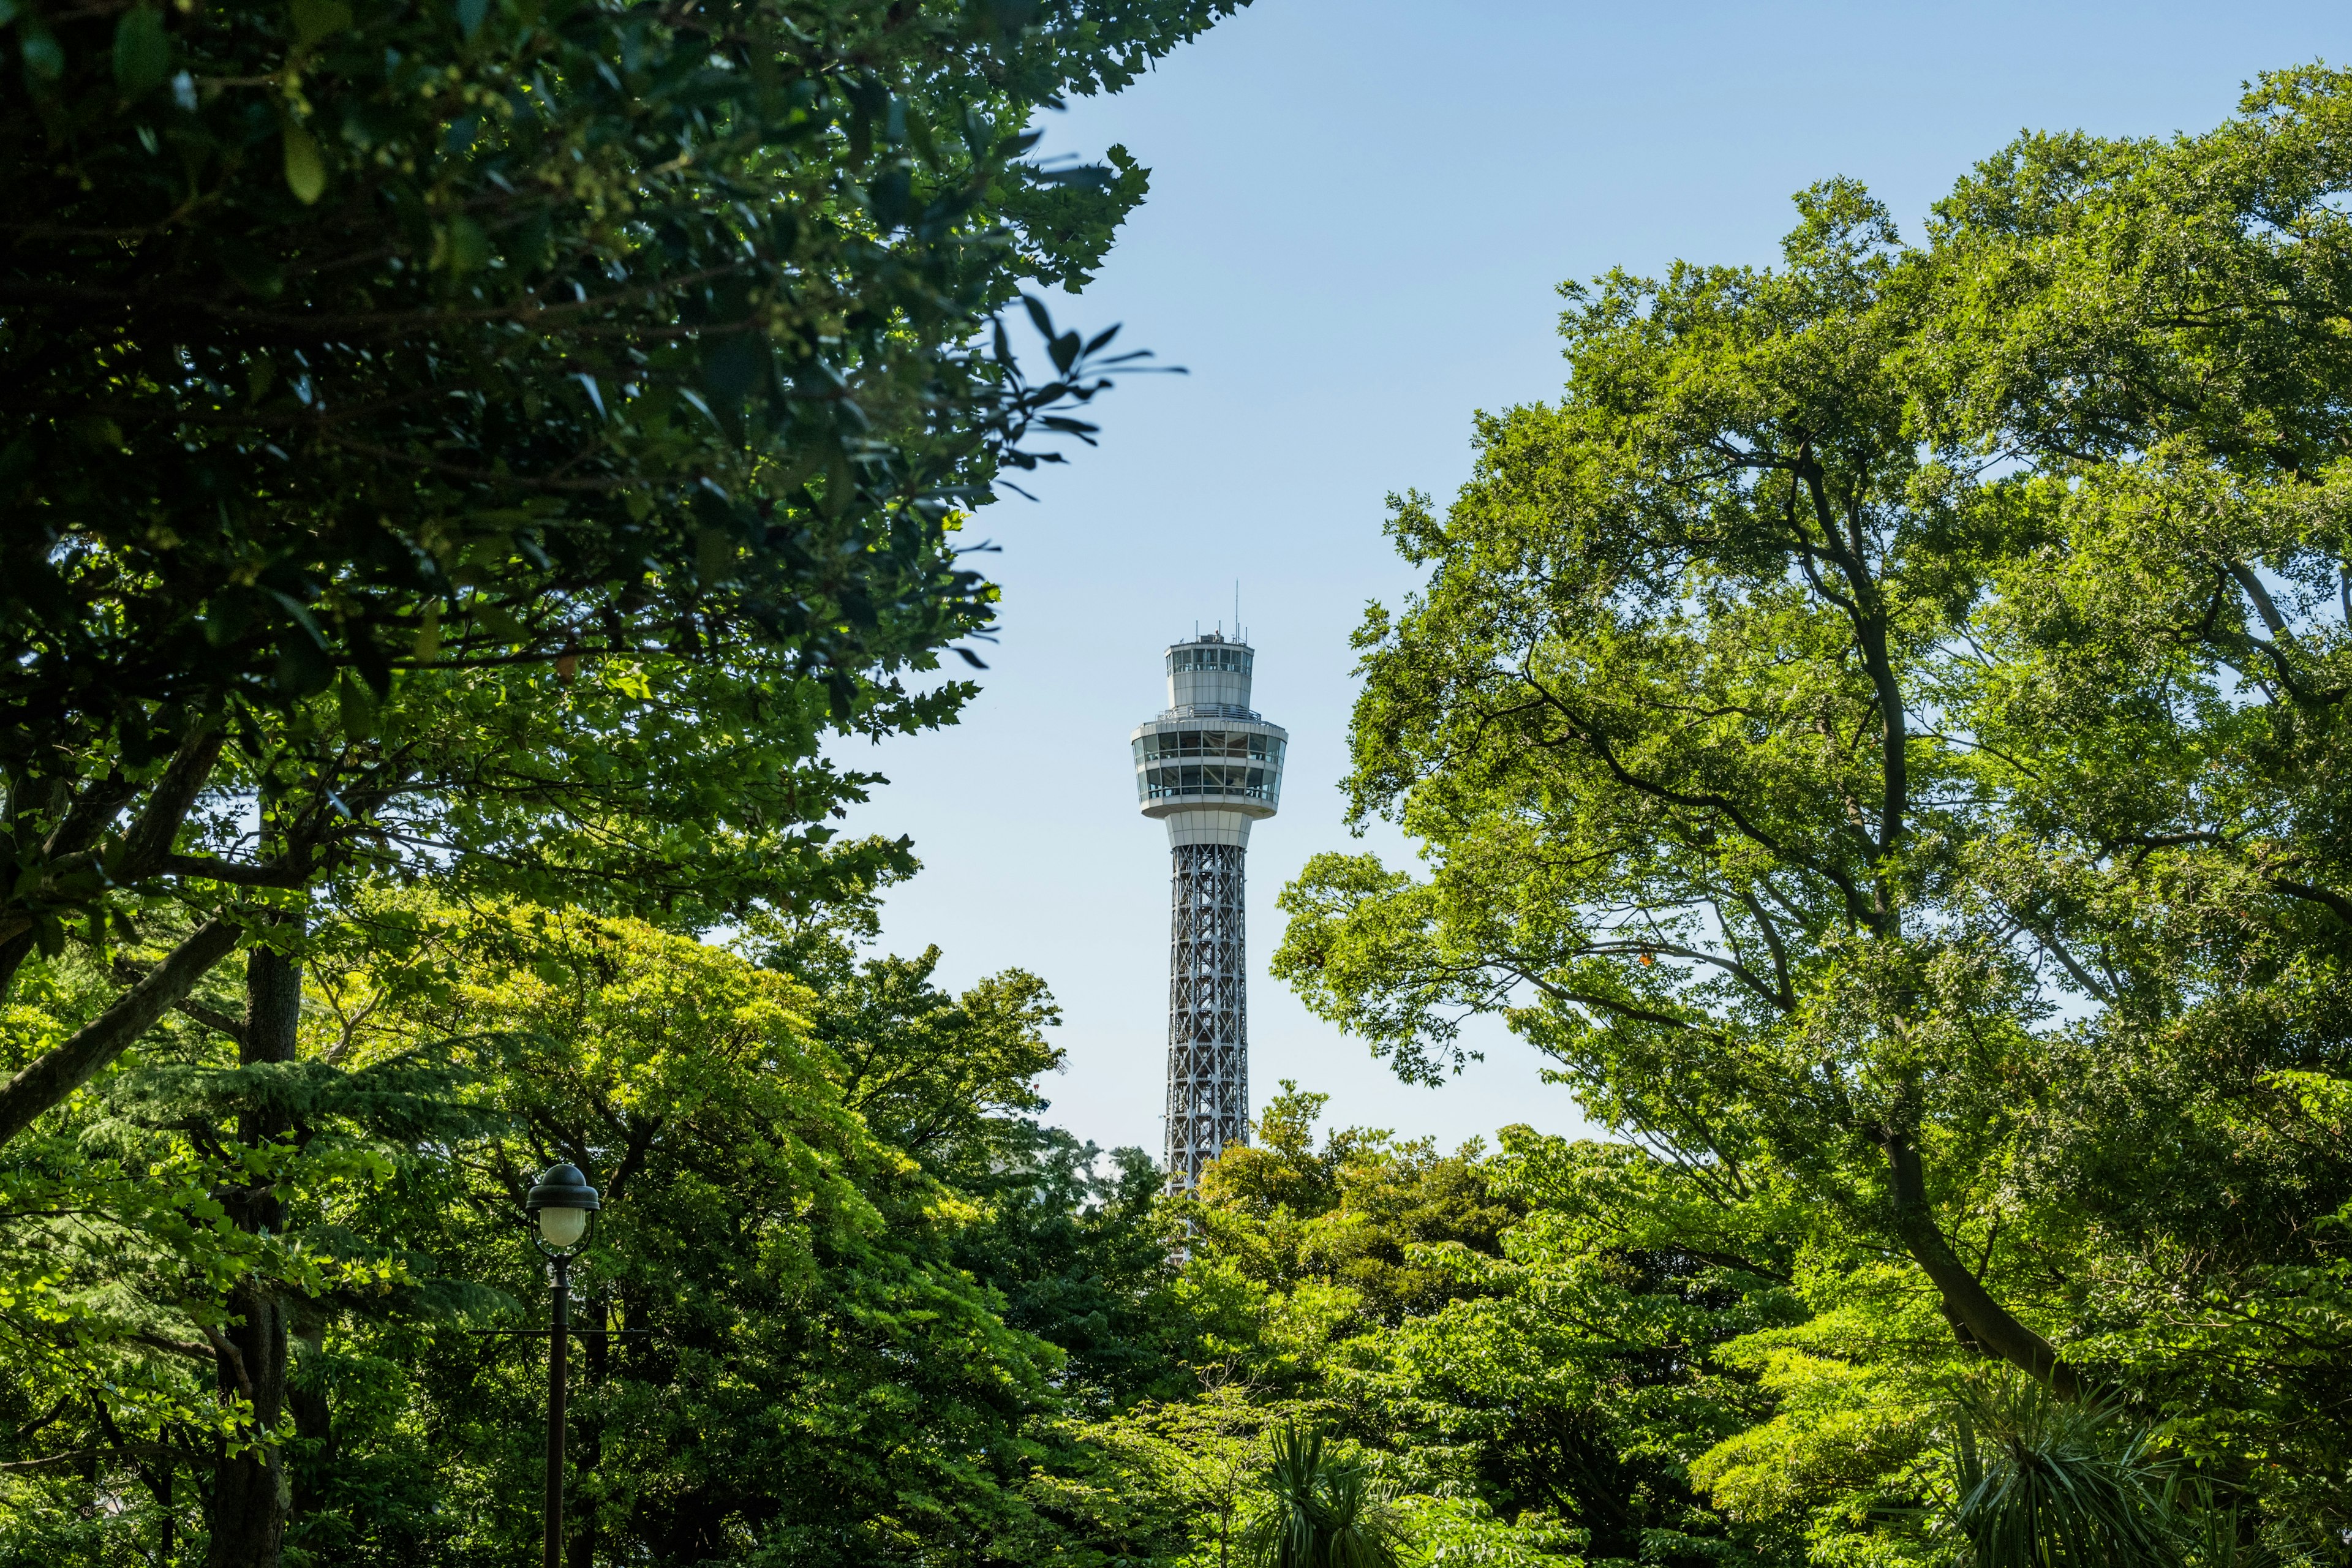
[1882,1129,2082,1397]
[208,935,301,1568]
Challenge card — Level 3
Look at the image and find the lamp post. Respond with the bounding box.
[524,1163,601,1568]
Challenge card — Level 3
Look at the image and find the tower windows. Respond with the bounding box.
[1166,645,1254,675]
[1131,727,1286,805]
[1132,730,1286,763]
[1136,764,1278,803]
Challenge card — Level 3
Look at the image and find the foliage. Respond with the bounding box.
[1939,1376,2179,1568]
[285,897,1090,1567]
[1073,1093,1806,1568]
[1190,1083,1522,1332]
[1346,1131,1810,1567]
[1238,1424,1411,1568]
[0,0,1241,1148]
[951,1124,1179,1409]
[0,3,1244,1559]
[0,0,1227,750]
[0,892,1168,1566]
[12,22,2352,1568]
[1275,63,2352,1556]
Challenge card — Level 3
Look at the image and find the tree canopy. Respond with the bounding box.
[0,0,1233,1145]
[1276,62,2352,1551]
[0,2,1245,1562]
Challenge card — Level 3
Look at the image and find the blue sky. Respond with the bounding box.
[832,1,2347,1161]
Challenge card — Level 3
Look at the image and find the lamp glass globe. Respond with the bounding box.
[537,1206,589,1248]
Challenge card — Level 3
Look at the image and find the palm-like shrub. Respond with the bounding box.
[1945,1374,2180,1568]
[1242,1425,1412,1568]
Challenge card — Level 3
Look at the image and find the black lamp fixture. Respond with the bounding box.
[525,1161,601,1253]
[523,1162,600,1568]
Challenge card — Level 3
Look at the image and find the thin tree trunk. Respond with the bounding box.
[0,931,36,1005]
[1883,1129,2082,1397]
[208,933,301,1568]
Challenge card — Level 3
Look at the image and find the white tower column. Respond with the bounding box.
[1130,634,1286,1190]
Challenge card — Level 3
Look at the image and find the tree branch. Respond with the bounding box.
[1799,464,1907,880]
[111,957,249,1046]
[115,724,227,879]
[2026,925,2114,1005]
[0,723,225,952]
[0,917,244,1147]
[131,1330,221,1363]
[2272,876,2352,927]
[160,854,312,889]
[2225,559,2290,638]
[1730,886,1798,1011]
[198,1322,256,1401]
[1510,669,1863,915]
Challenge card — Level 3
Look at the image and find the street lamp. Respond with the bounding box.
[525,1163,601,1568]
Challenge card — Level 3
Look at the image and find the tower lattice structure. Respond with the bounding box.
[1130,632,1286,1189]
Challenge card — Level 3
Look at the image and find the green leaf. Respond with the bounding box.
[283,123,327,205]
[432,216,489,273]
[454,0,488,38]
[982,0,1042,33]
[112,6,170,98]
[701,333,769,406]
[471,600,522,642]
[19,24,64,81]
[336,672,377,737]
[288,0,352,45]
[696,528,733,586]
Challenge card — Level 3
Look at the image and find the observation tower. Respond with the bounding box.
[1129,631,1287,1189]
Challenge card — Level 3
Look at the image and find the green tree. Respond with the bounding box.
[1276,173,2081,1385]
[0,4,1246,1560]
[1346,1133,1808,1567]
[0,887,1216,1565]
[1275,69,2352,1551]
[0,0,1242,1142]
[1905,66,2352,1540]
[951,1126,1178,1409]
[1191,1083,1521,1330]
[265,897,1090,1567]
[750,898,1185,1408]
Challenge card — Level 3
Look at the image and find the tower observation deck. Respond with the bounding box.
[1130,631,1287,1189]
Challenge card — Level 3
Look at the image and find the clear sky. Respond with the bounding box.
[832,1,2347,1162]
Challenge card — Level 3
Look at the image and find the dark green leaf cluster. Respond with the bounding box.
[0,0,1233,741]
